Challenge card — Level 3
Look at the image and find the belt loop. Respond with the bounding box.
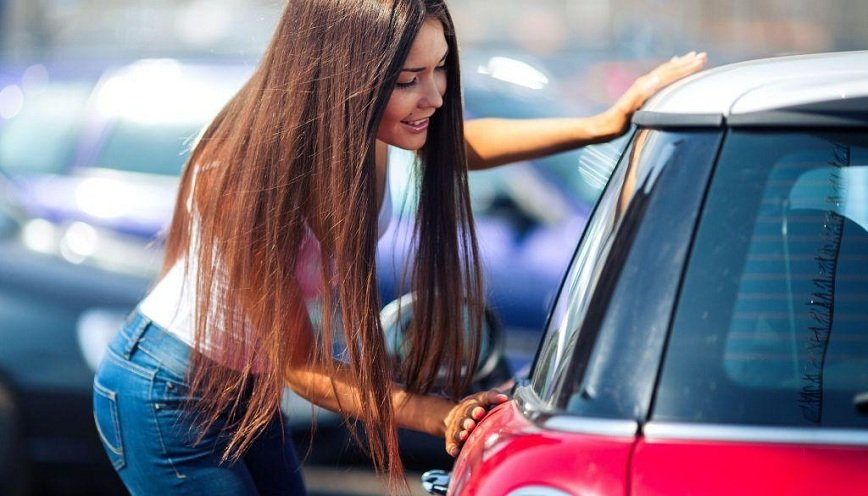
[123,310,151,359]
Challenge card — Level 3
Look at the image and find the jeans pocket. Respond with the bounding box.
[93,378,126,470]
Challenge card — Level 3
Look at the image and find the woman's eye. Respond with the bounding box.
[395,78,417,89]
[395,66,446,89]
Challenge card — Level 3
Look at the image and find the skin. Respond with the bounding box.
[307,18,709,458]
[462,51,707,170]
[282,269,503,458]
[377,18,448,152]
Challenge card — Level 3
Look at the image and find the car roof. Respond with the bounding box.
[635,50,868,127]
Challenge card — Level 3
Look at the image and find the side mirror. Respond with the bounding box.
[380,293,511,391]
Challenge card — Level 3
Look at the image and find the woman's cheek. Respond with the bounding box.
[384,92,410,122]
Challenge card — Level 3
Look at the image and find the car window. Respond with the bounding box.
[562,129,721,419]
[656,129,868,428]
[530,128,637,405]
[531,128,722,415]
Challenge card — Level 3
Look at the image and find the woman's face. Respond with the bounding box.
[377,18,449,151]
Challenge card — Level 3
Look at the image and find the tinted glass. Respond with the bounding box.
[563,129,721,419]
[531,129,637,404]
[657,129,868,428]
[531,128,721,414]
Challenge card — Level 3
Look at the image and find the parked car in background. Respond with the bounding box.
[0,59,252,495]
[430,50,868,495]
[0,54,616,492]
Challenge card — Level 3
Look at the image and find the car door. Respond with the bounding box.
[632,128,868,495]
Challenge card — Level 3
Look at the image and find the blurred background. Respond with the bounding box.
[2,0,868,102]
[0,1,866,495]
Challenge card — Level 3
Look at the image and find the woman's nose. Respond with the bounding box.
[420,78,444,109]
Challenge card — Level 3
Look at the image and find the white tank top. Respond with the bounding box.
[139,167,393,347]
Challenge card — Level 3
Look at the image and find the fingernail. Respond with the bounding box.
[497,394,508,401]
[450,447,458,457]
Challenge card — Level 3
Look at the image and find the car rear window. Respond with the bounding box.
[656,128,868,428]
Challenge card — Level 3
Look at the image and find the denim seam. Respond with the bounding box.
[104,348,156,381]
[123,315,151,359]
[137,345,189,385]
[150,375,188,480]
[93,380,124,470]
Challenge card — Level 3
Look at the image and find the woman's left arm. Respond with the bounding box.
[465,51,707,170]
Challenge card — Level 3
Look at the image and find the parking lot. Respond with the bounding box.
[304,467,428,496]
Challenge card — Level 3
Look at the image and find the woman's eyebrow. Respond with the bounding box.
[401,50,449,73]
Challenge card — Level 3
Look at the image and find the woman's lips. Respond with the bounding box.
[401,117,429,133]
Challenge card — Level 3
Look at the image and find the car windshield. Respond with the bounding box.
[657,128,868,428]
[91,119,200,176]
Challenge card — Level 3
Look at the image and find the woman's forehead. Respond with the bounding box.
[403,18,448,69]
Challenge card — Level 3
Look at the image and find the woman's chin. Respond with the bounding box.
[385,139,425,152]
[377,130,428,152]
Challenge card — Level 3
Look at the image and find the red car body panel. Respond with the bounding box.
[450,401,635,496]
[452,401,868,495]
[631,438,868,496]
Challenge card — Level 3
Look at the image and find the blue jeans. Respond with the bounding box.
[93,311,306,495]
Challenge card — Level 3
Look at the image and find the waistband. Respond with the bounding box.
[117,309,192,381]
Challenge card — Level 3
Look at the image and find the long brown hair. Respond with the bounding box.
[160,0,482,487]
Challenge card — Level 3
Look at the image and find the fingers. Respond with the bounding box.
[450,417,477,454]
[445,418,474,457]
[447,441,459,457]
[444,389,512,458]
[637,51,706,98]
[660,51,707,78]
[482,389,510,406]
[617,50,708,114]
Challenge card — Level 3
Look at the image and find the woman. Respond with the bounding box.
[93,0,705,494]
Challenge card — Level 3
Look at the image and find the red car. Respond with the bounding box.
[426,50,868,495]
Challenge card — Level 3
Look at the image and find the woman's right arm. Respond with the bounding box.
[281,289,506,455]
[286,360,506,455]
